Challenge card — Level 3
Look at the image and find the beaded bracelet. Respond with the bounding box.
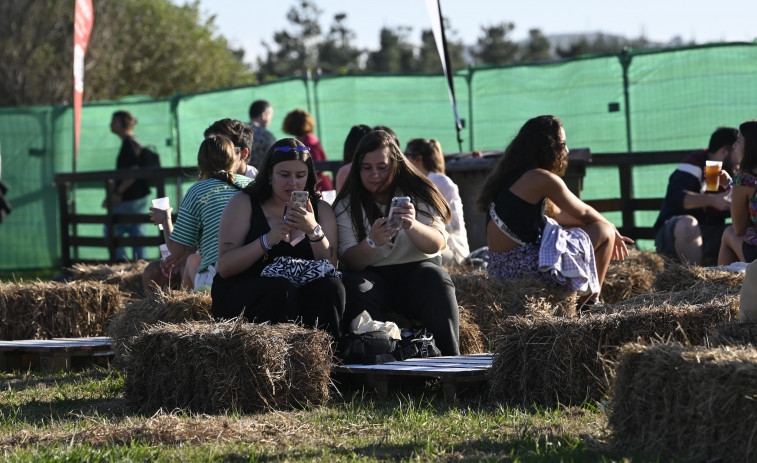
[261,233,272,251]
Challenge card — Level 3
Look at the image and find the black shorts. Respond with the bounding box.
[654,216,726,264]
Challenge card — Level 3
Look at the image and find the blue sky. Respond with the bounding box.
[175,0,756,64]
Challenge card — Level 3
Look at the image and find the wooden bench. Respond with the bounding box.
[0,337,115,371]
[333,353,495,399]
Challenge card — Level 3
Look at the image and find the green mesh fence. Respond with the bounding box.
[1,43,756,269]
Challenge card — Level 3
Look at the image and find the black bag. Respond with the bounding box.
[337,330,398,365]
[139,146,161,186]
[394,327,442,361]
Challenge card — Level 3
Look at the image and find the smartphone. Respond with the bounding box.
[290,190,309,209]
[387,196,411,229]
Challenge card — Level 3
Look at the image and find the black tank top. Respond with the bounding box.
[487,169,545,245]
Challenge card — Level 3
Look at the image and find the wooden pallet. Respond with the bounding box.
[333,353,494,399]
[0,337,115,372]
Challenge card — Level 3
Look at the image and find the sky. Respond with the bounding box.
[173,0,756,65]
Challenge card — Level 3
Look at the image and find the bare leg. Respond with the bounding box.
[718,225,745,266]
[672,215,703,265]
[576,221,615,305]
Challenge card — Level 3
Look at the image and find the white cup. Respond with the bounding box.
[159,244,171,261]
[152,197,170,230]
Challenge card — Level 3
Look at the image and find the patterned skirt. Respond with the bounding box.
[487,244,557,285]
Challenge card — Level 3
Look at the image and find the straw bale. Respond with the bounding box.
[106,288,212,364]
[608,342,757,462]
[601,249,664,304]
[653,260,744,293]
[67,261,149,299]
[488,292,738,407]
[122,320,332,413]
[451,270,577,343]
[0,280,122,340]
[710,321,757,347]
[459,308,486,354]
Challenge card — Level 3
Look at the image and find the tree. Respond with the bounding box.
[520,29,552,62]
[258,0,322,80]
[317,13,363,75]
[0,0,257,106]
[471,22,520,66]
[366,27,415,73]
[417,18,466,73]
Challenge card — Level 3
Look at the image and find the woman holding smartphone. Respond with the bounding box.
[212,138,344,339]
[333,130,460,356]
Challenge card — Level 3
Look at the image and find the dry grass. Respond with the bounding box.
[601,250,665,304]
[122,319,333,413]
[653,259,744,293]
[608,342,757,462]
[66,261,149,299]
[0,280,123,340]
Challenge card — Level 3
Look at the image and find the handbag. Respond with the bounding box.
[260,256,341,287]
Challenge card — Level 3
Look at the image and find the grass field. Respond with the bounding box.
[0,365,664,462]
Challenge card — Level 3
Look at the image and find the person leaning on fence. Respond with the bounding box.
[652,126,738,266]
[146,135,252,291]
[103,110,150,261]
[719,121,757,265]
[404,138,470,266]
[476,115,632,307]
[211,138,345,340]
[248,99,276,169]
[333,130,460,356]
[282,109,334,192]
[142,118,256,291]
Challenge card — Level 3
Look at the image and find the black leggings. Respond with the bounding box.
[211,275,345,340]
[342,258,460,356]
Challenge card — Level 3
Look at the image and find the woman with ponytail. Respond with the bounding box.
[148,134,253,289]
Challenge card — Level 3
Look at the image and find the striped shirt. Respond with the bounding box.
[170,176,252,272]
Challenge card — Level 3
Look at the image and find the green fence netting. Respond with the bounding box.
[1,43,756,269]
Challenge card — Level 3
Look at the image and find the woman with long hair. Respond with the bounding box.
[212,138,344,339]
[333,130,459,355]
[719,120,757,264]
[476,115,631,305]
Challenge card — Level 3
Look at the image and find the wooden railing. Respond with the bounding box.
[54,154,687,268]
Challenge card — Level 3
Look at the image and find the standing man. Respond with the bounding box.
[248,99,275,168]
[104,110,149,261]
[653,127,738,266]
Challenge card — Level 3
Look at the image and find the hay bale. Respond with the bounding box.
[710,321,757,347]
[488,292,739,407]
[67,261,149,298]
[608,342,757,462]
[106,288,212,364]
[602,249,665,304]
[459,308,486,354]
[123,320,332,413]
[0,280,122,340]
[653,261,743,293]
[451,270,577,342]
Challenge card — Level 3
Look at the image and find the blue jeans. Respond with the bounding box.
[104,196,149,261]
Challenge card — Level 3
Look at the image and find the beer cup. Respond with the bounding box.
[705,160,722,192]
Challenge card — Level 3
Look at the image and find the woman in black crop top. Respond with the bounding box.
[212,138,344,339]
[476,115,632,304]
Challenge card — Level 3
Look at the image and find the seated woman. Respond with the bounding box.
[404,138,470,265]
[212,138,344,339]
[475,115,631,304]
[719,120,757,265]
[334,130,460,356]
[147,134,252,290]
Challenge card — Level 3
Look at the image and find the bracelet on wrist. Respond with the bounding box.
[308,233,326,243]
[366,235,377,248]
[261,233,272,251]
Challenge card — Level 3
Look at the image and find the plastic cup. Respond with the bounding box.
[159,244,171,261]
[152,197,170,230]
[705,160,722,192]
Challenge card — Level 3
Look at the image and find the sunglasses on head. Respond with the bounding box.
[273,146,310,152]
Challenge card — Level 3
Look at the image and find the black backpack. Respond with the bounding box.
[394,327,442,361]
[337,331,398,365]
[138,146,161,186]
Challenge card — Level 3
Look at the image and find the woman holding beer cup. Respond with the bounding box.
[212,138,344,339]
[333,130,460,356]
[719,120,757,264]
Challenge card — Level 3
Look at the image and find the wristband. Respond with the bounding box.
[308,233,326,243]
[366,235,377,248]
[261,233,272,251]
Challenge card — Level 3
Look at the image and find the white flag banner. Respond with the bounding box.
[424,0,463,134]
